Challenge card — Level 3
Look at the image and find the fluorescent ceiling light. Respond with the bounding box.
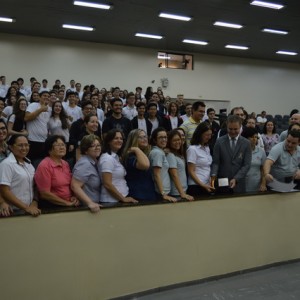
[214,21,243,29]
[62,24,94,31]
[158,55,171,60]
[262,28,288,35]
[159,13,191,21]
[0,17,14,23]
[250,1,284,10]
[225,45,249,50]
[182,39,208,45]
[276,50,298,56]
[73,1,111,9]
[135,33,163,39]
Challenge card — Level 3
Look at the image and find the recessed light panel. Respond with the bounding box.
[250,1,284,10]
[276,50,297,56]
[135,33,163,39]
[183,39,208,45]
[159,13,191,21]
[262,28,288,35]
[73,1,111,9]
[225,45,249,50]
[0,17,14,23]
[62,24,94,31]
[214,21,243,29]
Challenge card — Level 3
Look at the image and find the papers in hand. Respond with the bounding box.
[268,179,298,193]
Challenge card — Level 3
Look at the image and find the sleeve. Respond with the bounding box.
[166,153,177,169]
[7,114,15,124]
[211,139,221,176]
[99,155,114,173]
[267,144,281,162]
[187,146,197,164]
[34,160,53,192]
[72,159,91,183]
[26,103,37,113]
[234,140,252,180]
[149,150,163,168]
[0,162,13,186]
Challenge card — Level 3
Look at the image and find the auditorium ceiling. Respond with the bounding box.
[1,0,300,63]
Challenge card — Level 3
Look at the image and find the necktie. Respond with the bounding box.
[231,137,236,151]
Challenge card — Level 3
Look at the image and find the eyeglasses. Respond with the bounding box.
[53,143,66,148]
[89,144,101,149]
[0,127,7,131]
[15,143,30,148]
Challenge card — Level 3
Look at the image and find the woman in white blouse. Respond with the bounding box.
[98,129,138,204]
[187,122,215,195]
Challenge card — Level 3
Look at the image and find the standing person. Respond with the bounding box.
[62,91,81,124]
[149,127,177,202]
[71,135,102,212]
[99,129,138,204]
[181,103,192,122]
[102,98,132,139]
[0,134,40,217]
[90,93,105,125]
[211,115,252,193]
[204,108,220,152]
[146,102,164,133]
[24,91,51,162]
[131,102,153,137]
[180,101,206,146]
[245,118,264,149]
[261,120,280,155]
[241,127,267,193]
[187,123,215,195]
[166,130,194,201]
[264,130,300,184]
[35,135,80,208]
[279,113,300,142]
[48,100,70,143]
[163,102,183,132]
[7,98,28,137]
[122,92,138,121]
[0,98,7,122]
[123,129,156,201]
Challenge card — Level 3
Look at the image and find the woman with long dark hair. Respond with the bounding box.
[7,98,28,137]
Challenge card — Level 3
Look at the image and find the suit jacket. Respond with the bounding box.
[211,134,252,193]
[162,115,183,132]
[131,116,153,137]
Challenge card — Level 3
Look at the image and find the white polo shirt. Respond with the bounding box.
[0,152,35,208]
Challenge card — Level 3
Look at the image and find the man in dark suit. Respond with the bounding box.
[211,115,252,193]
[131,102,152,137]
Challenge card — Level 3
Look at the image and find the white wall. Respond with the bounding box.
[1,33,300,114]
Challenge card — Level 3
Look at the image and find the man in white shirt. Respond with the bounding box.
[25,91,52,161]
[39,79,50,92]
[0,76,9,97]
[62,91,82,124]
[90,94,104,126]
[75,82,83,101]
[123,92,137,120]
[256,110,267,125]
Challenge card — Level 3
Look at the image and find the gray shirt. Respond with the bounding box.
[72,155,101,203]
[268,142,300,182]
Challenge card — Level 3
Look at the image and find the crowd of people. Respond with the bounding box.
[0,75,300,217]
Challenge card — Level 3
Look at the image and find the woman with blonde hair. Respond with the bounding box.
[123,129,156,201]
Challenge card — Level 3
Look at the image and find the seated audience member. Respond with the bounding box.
[7,98,28,137]
[35,135,80,207]
[279,113,300,142]
[166,129,194,201]
[241,127,267,193]
[25,91,51,162]
[0,134,40,217]
[256,110,267,125]
[146,102,164,133]
[163,102,183,132]
[180,101,206,146]
[71,135,102,213]
[245,117,264,149]
[264,129,300,184]
[122,92,138,121]
[123,129,156,201]
[187,122,215,195]
[261,120,280,155]
[0,119,9,162]
[98,129,138,204]
[131,102,152,137]
[62,91,82,124]
[102,98,132,138]
[211,115,252,193]
[149,127,177,202]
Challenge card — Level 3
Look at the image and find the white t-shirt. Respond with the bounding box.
[123,106,137,120]
[26,102,51,142]
[62,103,82,123]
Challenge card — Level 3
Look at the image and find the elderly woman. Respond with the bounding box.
[99,129,138,204]
[35,135,80,207]
[0,134,40,217]
[71,135,102,212]
[123,129,156,201]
